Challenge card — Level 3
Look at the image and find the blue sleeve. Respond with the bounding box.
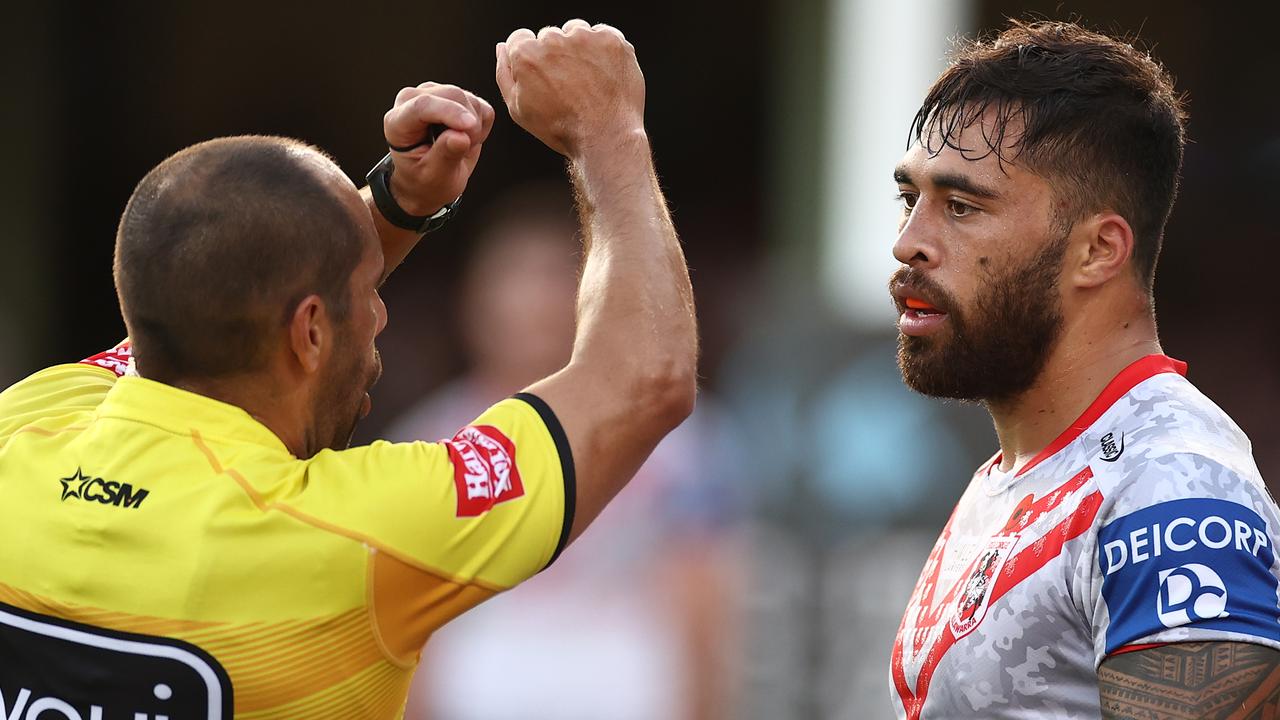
[1093,453,1280,660]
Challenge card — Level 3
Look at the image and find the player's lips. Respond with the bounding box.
[892,288,949,337]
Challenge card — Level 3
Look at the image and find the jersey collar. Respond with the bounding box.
[987,354,1187,481]
[96,376,292,454]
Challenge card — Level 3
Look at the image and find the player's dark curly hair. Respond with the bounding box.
[114,136,364,381]
[911,20,1187,291]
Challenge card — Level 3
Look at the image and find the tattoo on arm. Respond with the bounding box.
[1099,642,1280,719]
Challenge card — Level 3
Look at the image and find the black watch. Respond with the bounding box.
[365,152,460,234]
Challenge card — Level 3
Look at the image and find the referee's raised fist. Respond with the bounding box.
[495,20,644,158]
[382,82,494,216]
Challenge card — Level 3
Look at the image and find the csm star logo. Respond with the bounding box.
[59,468,89,501]
[56,468,151,509]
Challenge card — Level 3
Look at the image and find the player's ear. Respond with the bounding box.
[1071,211,1134,289]
[287,295,326,374]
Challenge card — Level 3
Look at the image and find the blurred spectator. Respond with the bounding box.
[386,183,748,720]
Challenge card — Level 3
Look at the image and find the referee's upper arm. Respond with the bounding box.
[524,360,694,545]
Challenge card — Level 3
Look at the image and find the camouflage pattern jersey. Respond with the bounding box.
[890,355,1280,719]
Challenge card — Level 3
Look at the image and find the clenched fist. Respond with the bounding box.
[496,20,645,158]
[382,82,495,215]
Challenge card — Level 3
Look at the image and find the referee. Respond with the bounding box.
[0,20,695,719]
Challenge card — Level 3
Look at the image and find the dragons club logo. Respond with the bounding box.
[949,535,1019,639]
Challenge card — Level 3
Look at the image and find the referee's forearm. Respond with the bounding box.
[568,129,698,421]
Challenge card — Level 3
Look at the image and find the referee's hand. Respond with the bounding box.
[382,83,495,216]
[496,20,644,159]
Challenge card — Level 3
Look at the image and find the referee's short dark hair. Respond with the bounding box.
[911,20,1187,291]
[114,136,364,382]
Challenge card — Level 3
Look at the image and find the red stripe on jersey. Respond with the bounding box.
[978,451,1002,477]
[1002,466,1094,534]
[991,490,1102,597]
[890,636,920,719]
[902,511,963,659]
[79,340,132,377]
[1108,642,1168,657]
[892,482,1104,719]
[900,468,1092,662]
[986,355,1187,479]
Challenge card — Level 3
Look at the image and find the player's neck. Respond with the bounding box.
[986,309,1160,474]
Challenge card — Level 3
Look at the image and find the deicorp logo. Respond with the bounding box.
[1157,563,1228,628]
[1098,497,1280,654]
[58,469,150,509]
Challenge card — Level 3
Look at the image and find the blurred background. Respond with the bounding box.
[3,1,1277,717]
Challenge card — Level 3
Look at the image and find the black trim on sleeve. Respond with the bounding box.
[513,392,576,569]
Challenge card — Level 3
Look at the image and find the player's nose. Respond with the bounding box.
[893,207,940,269]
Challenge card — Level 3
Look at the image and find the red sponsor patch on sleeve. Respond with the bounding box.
[444,425,526,517]
[79,341,133,377]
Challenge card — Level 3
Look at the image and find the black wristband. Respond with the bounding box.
[365,153,460,234]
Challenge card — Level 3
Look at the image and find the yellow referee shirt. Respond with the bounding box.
[0,342,574,719]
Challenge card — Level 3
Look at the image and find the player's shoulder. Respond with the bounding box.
[1122,371,1250,451]
[1087,375,1280,660]
[1092,372,1260,495]
[1085,377,1274,541]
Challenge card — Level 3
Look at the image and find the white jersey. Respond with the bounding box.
[891,355,1280,719]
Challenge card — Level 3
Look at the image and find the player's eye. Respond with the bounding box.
[948,199,975,218]
[896,191,919,212]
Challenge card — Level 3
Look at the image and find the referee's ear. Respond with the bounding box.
[287,295,327,375]
[1070,211,1135,290]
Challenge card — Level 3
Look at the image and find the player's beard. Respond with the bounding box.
[894,233,1067,404]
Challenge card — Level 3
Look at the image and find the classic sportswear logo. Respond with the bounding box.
[1099,431,1125,462]
[58,468,150,509]
[1157,563,1229,628]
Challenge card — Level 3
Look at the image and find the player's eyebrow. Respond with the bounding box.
[894,165,1002,201]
